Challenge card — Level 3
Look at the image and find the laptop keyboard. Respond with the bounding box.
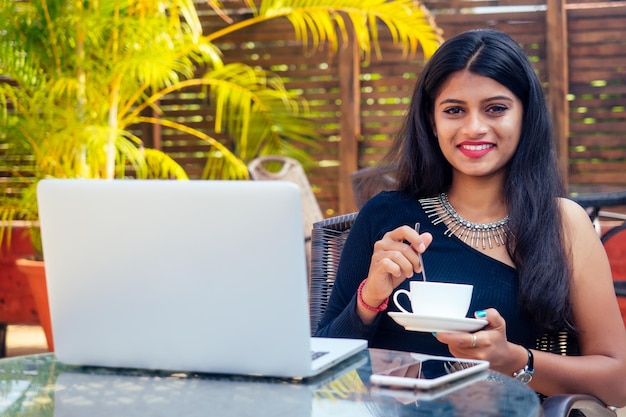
[311,351,329,360]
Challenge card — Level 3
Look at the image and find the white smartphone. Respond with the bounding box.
[370,372,488,402]
[368,349,489,390]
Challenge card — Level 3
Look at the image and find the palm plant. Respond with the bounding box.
[0,0,442,249]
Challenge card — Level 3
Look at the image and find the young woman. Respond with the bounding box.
[314,29,626,406]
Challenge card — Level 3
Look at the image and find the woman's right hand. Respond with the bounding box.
[357,225,433,322]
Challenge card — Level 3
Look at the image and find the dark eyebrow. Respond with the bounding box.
[484,95,516,103]
[437,95,516,106]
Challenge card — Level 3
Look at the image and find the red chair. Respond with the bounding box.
[601,223,626,328]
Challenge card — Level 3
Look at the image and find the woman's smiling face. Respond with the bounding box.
[432,69,523,180]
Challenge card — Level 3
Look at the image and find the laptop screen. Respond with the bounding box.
[38,179,318,377]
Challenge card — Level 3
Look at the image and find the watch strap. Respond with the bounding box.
[524,347,534,372]
[513,347,534,383]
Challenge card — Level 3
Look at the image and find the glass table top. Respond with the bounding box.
[0,350,542,417]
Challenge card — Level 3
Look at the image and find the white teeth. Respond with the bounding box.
[461,144,492,151]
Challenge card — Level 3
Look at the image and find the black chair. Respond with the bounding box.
[309,212,358,335]
[309,213,617,417]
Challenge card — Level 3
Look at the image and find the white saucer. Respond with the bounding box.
[388,312,488,333]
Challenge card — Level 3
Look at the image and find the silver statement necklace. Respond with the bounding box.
[419,193,509,250]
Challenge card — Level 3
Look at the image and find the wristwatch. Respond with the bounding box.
[513,347,534,384]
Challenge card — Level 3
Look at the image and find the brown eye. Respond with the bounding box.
[443,107,463,115]
[487,105,508,114]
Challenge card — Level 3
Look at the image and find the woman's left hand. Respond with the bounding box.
[433,308,528,375]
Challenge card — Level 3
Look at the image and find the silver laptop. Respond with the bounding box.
[37,179,366,378]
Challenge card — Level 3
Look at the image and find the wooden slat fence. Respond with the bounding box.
[153,0,625,216]
[567,2,626,185]
[2,0,625,216]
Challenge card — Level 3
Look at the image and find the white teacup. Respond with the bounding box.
[393,281,473,318]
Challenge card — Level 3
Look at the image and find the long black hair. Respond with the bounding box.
[381,29,573,334]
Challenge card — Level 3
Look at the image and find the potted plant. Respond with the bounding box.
[0,0,206,351]
[0,0,442,350]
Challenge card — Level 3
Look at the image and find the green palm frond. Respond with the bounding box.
[206,63,318,160]
[211,0,443,61]
[133,115,251,180]
[139,148,191,179]
[108,16,222,92]
[0,7,44,89]
[120,61,318,177]
[197,0,443,176]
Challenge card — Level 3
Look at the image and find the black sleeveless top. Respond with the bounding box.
[315,191,541,355]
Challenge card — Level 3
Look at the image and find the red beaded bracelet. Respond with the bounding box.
[357,279,389,312]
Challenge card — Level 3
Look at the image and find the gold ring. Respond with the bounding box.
[471,334,477,348]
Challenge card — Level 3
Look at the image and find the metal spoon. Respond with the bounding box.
[414,222,427,282]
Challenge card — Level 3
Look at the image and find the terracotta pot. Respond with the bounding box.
[0,225,40,323]
[15,258,54,351]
